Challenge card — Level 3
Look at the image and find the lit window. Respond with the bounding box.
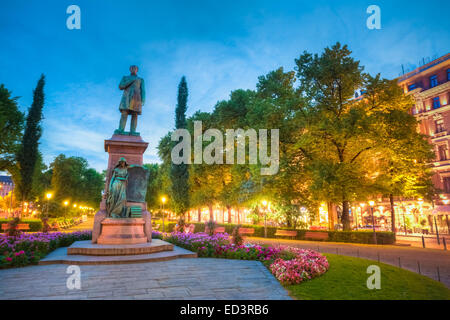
[438,145,448,161]
[433,97,441,109]
[436,119,445,133]
[430,75,438,88]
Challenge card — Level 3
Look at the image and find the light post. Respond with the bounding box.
[161,196,167,233]
[262,200,268,238]
[63,201,69,219]
[369,200,377,245]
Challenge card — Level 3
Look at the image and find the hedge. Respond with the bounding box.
[152,220,396,245]
[0,219,43,232]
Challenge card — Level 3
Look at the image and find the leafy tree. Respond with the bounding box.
[0,84,24,172]
[49,154,103,211]
[294,43,382,230]
[363,75,435,231]
[16,74,45,203]
[144,163,164,210]
[170,76,190,216]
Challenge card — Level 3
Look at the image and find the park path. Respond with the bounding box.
[247,237,450,288]
[64,217,95,232]
[0,258,291,300]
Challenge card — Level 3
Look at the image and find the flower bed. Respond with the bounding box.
[270,247,329,285]
[163,231,329,284]
[0,231,92,268]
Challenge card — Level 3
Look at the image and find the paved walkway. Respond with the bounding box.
[396,235,450,250]
[248,237,450,288]
[0,258,291,300]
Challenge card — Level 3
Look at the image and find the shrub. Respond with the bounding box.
[0,218,43,232]
[205,220,217,236]
[231,225,244,246]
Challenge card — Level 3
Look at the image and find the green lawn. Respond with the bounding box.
[286,253,450,300]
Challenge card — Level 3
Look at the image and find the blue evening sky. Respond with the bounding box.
[1,0,449,171]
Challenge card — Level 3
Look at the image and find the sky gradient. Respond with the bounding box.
[1,0,449,172]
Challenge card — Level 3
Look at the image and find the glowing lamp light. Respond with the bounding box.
[161,196,167,204]
[73,204,77,208]
[46,193,52,200]
[63,201,69,206]
[368,200,375,206]
[360,203,366,207]
[262,200,268,206]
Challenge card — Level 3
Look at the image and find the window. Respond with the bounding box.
[433,97,441,109]
[430,75,438,88]
[436,119,445,133]
[448,69,450,81]
[408,83,417,91]
[444,177,450,193]
[438,145,448,161]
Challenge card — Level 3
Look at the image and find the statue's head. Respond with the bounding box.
[129,65,138,75]
[116,157,128,168]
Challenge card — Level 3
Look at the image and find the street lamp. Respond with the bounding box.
[63,200,69,219]
[368,200,377,245]
[161,196,167,233]
[46,192,52,219]
[262,200,268,238]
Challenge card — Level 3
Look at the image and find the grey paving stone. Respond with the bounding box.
[0,258,292,300]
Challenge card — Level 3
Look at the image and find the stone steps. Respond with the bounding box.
[39,239,197,265]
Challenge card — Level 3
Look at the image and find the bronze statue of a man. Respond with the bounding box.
[115,65,146,135]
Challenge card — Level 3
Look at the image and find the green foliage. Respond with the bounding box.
[0,218,43,232]
[49,154,103,211]
[231,225,244,246]
[16,74,46,202]
[0,84,24,172]
[205,219,217,236]
[155,43,433,232]
[170,76,190,215]
[153,220,395,244]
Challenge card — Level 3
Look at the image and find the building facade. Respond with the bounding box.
[0,175,14,198]
[397,53,450,233]
[398,54,450,198]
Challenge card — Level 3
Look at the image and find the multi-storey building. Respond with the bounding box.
[398,53,450,233]
[0,175,14,198]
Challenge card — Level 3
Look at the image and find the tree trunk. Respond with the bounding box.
[187,211,190,222]
[389,193,396,233]
[327,202,334,230]
[237,208,241,224]
[208,204,214,221]
[227,205,232,224]
[197,207,201,222]
[341,200,351,231]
